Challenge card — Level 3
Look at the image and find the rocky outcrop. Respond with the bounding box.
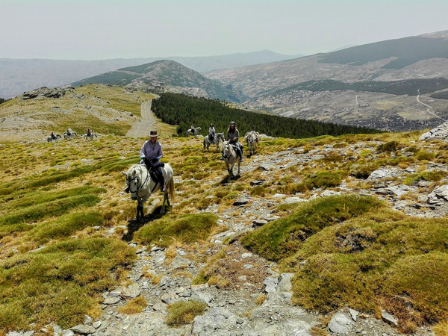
[419,121,448,141]
[21,86,74,100]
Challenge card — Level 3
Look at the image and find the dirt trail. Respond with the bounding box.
[125,100,158,137]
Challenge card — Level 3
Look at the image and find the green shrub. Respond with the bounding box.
[303,170,347,189]
[415,150,436,161]
[0,194,102,229]
[166,300,207,326]
[241,195,384,261]
[29,211,103,243]
[135,213,218,247]
[377,141,400,152]
[0,238,136,331]
[403,170,445,185]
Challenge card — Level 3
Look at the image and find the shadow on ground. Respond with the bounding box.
[122,205,171,242]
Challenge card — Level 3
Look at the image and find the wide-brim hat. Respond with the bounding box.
[149,130,158,137]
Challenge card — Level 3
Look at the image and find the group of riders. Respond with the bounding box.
[192,121,244,161]
[137,121,244,193]
[49,128,93,140]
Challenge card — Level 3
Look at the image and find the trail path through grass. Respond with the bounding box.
[126,99,158,137]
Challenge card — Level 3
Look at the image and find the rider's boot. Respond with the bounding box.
[239,148,244,162]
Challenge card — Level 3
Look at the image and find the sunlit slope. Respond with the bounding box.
[0,84,155,141]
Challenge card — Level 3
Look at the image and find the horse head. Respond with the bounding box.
[123,166,146,200]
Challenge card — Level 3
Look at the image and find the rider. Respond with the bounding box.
[208,123,215,141]
[225,121,243,162]
[87,128,91,136]
[51,131,56,140]
[139,130,165,192]
[66,128,71,136]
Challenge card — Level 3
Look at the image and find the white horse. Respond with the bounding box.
[84,133,98,140]
[47,134,62,142]
[187,127,202,138]
[64,129,78,140]
[123,163,175,219]
[245,131,259,156]
[203,132,224,152]
[222,141,241,179]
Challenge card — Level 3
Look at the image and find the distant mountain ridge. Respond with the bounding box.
[0,50,298,98]
[73,60,242,102]
[205,30,448,131]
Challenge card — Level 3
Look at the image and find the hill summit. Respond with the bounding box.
[73,60,242,102]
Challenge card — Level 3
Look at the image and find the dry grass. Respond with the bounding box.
[117,296,147,315]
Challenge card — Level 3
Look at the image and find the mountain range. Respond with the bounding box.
[0,50,298,99]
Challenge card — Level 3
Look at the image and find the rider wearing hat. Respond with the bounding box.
[139,130,165,192]
[226,121,243,162]
[208,123,215,141]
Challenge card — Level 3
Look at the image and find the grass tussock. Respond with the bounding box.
[243,194,448,333]
[241,195,384,262]
[0,238,136,332]
[29,211,103,244]
[135,213,218,247]
[403,170,445,185]
[166,300,207,327]
[117,296,147,315]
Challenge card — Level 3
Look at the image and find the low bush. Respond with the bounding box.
[135,213,218,247]
[29,211,103,244]
[241,195,385,262]
[166,300,207,326]
[0,238,135,331]
[403,170,445,185]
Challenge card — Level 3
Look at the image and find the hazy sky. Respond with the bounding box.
[2,0,448,60]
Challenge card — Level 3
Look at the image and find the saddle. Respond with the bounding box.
[142,159,165,183]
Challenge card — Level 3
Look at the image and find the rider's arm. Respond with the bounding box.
[156,143,163,159]
[140,141,147,159]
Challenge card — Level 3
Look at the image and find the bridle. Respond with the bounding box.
[128,166,150,195]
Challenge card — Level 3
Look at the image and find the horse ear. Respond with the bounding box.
[122,171,127,176]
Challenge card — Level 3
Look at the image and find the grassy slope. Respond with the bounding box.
[0,84,155,137]
[2,89,448,333]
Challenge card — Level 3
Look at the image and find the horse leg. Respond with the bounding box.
[136,203,142,220]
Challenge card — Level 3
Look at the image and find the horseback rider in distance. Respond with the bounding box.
[209,123,215,141]
[139,130,165,192]
[87,128,92,136]
[226,121,243,162]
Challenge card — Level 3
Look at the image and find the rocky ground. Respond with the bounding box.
[8,133,447,336]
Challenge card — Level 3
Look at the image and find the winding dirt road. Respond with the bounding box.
[416,89,445,121]
[125,100,158,138]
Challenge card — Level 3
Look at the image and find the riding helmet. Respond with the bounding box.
[230,121,235,126]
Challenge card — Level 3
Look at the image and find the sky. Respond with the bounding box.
[2,0,448,60]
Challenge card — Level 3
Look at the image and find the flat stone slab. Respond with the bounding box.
[103,297,121,305]
[328,312,352,334]
[70,325,96,335]
[122,283,141,298]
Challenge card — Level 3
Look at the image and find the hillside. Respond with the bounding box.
[0,51,297,99]
[1,121,448,335]
[2,85,448,335]
[0,84,176,142]
[208,31,448,132]
[72,60,243,102]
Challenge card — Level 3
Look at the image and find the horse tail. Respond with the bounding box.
[203,138,206,149]
[168,177,175,201]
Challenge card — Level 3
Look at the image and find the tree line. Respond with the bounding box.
[151,93,381,138]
